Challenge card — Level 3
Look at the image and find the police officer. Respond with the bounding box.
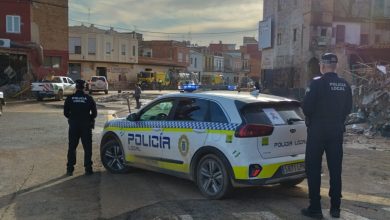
[134,83,142,109]
[64,79,97,176]
[301,53,352,219]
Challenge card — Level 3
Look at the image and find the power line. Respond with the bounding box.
[32,0,68,9]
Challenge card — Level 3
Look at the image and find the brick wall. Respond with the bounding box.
[31,0,68,51]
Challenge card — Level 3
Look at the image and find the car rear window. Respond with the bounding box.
[240,102,304,126]
[91,77,106,82]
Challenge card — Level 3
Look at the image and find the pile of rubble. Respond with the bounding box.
[348,63,390,137]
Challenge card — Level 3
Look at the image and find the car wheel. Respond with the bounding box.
[196,154,232,199]
[56,90,64,101]
[105,90,108,94]
[101,139,130,174]
[89,90,93,95]
[280,178,305,187]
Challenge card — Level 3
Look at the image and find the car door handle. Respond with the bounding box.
[193,129,206,133]
[153,128,162,132]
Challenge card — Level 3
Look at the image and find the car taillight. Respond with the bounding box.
[235,124,274,138]
[249,164,262,177]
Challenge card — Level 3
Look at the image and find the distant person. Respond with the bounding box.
[158,79,163,91]
[254,81,261,91]
[63,80,97,176]
[134,83,142,109]
[301,53,352,219]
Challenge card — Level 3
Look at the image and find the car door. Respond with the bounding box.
[122,98,175,168]
[66,77,75,94]
[161,97,211,174]
[60,77,70,95]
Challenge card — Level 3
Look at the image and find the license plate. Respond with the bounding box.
[281,163,305,175]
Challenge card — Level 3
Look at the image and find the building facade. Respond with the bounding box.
[136,40,190,87]
[260,0,390,98]
[68,25,138,87]
[0,0,68,95]
[188,49,204,76]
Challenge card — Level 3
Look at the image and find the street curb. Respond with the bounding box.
[4,99,37,106]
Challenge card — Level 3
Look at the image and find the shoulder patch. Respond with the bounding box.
[313,76,321,80]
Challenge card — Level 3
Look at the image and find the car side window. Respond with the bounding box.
[139,100,174,121]
[173,98,208,121]
[209,101,228,123]
[68,78,74,84]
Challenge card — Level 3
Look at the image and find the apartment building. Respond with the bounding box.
[68,25,138,84]
[0,0,68,92]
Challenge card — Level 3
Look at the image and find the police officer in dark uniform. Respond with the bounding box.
[301,53,352,219]
[64,79,97,176]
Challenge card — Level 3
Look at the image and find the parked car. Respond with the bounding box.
[100,91,307,199]
[88,76,108,94]
[31,76,76,101]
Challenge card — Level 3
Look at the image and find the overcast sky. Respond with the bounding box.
[69,0,263,47]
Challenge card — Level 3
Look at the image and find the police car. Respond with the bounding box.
[100,91,307,199]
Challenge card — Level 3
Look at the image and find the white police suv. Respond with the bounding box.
[100,91,307,199]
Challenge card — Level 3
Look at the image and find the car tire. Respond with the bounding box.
[196,154,232,199]
[105,90,108,94]
[279,178,305,187]
[101,139,131,174]
[55,90,64,101]
[89,90,93,95]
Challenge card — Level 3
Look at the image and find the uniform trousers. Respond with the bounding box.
[67,121,93,171]
[305,122,344,210]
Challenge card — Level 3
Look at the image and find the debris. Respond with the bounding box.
[351,62,390,137]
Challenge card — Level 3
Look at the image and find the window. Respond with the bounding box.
[174,98,208,121]
[139,100,174,121]
[69,37,81,54]
[44,56,61,68]
[210,102,228,123]
[360,34,369,45]
[194,58,197,68]
[6,15,20,33]
[293,29,297,42]
[106,42,111,54]
[335,25,345,43]
[321,28,327,37]
[121,44,126,55]
[88,38,96,55]
[191,57,193,65]
[241,103,304,126]
[178,52,183,62]
[375,34,381,43]
[132,45,136,56]
[277,33,282,45]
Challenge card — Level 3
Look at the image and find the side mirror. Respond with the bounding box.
[126,113,138,121]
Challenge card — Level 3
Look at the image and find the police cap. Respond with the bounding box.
[320,53,338,64]
[75,79,86,89]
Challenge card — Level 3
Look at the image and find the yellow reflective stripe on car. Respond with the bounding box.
[125,154,190,173]
[233,160,305,179]
[106,126,234,135]
[158,161,190,173]
[104,127,153,132]
[163,128,193,133]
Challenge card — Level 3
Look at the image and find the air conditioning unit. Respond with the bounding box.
[0,38,11,48]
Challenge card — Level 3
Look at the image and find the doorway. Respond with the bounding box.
[96,67,107,78]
